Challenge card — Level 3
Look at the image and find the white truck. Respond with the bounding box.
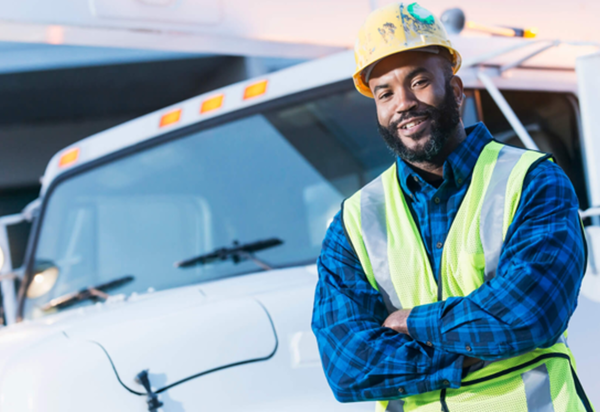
[0,36,598,411]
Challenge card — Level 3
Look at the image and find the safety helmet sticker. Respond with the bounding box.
[407,3,434,25]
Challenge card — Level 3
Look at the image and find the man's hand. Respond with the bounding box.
[384,310,484,369]
[382,309,412,335]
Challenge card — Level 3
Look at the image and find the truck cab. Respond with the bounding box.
[0,36,598,410]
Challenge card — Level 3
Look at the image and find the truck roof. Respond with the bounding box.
[40,36,587,194]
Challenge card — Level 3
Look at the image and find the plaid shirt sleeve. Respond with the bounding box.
[311,212,464,402]
[407,160,587,359]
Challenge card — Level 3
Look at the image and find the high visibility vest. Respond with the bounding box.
[342,141,594,412]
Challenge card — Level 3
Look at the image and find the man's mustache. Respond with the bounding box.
[389,108,436,129]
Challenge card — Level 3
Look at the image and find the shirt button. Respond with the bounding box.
[466,345,472,352]
[398,387,405,394]
[434,197,440,204]
[436,242,443,249]
[426,341,433,347]
[413,176,419,182]
[457,178,463,184]
[442,380,450,386]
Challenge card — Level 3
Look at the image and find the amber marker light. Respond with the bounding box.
[201,94,224,114]
[524,27,538,39]
[243,80,268,100]
[159,109,182,128]
[59,148,80,168]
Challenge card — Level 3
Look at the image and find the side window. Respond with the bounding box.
[477,90,588,210]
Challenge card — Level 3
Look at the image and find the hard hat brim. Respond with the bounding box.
[353,44,462,99]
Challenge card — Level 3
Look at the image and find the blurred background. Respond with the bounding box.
[0,1,596,410]
[0,0,595,218]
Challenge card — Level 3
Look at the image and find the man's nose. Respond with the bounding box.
[393,87,418,114]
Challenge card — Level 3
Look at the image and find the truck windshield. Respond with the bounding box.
[24,83,393,318]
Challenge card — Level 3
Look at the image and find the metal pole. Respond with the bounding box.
[499,41,559,74]
[461,41,540,69]
[477,71,539,151]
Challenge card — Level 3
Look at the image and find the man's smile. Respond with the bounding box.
[397,115,431,138]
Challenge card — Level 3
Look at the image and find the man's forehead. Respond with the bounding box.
[368,53,438,83]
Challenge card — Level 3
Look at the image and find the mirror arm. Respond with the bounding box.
[0,273,17,282]
[580,208,600,219]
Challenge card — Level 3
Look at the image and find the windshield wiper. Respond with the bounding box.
[41,275,135,312]
[174,238,283,271]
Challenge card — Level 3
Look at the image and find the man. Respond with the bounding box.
[312,2,593,411]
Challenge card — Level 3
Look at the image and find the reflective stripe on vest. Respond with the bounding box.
[342,141,592,411]
[360,174,401,313]
[480,145,527,281]
[522,364,554,412]
[385,400,405,412]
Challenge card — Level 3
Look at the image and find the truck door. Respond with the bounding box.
[574,53,600,403]
[472,83,599,405]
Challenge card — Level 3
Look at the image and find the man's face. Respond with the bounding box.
[368,51,463,162]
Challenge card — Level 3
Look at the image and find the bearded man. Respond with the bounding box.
[312,3,592,411]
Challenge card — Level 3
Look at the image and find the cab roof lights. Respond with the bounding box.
[58,147,80,168]
[200,94,224,114]
[243,80,268,100]
[159,108,182,128]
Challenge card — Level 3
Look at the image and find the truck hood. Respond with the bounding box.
[4,266,316,394]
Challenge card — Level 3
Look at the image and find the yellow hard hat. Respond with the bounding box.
[353,2,462,98]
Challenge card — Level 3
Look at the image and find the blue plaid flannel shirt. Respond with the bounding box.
[311,122,586,402]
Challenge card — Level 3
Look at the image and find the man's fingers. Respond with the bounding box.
[382,309,411,335]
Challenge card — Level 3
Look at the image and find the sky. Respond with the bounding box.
[0,1,595,64]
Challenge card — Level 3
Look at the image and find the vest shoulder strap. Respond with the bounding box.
[471,141,551,282]
[342,164,396,294]
[342,142,553,310]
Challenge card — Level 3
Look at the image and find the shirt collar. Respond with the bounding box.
[396,122,493,195]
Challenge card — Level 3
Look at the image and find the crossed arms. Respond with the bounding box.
[311,161,585,402]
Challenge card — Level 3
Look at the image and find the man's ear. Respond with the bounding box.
[450,75,464,106]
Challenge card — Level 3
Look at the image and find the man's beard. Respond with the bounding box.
[377,81,461,163]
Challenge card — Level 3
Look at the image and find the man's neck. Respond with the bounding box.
[405,125,467,183]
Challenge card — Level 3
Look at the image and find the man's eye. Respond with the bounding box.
[379,92,392,99]
[413,80,428,87]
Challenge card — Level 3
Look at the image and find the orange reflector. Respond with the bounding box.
[201,94,224,113]
[159,109,182,128]
[59,148,80,168]
[244,80,268,100]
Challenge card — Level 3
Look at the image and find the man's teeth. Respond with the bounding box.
[402,119,425,129]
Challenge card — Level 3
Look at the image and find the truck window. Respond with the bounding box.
[477,89,588,209]
[26,83,578,318]
[25,84,393,318]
